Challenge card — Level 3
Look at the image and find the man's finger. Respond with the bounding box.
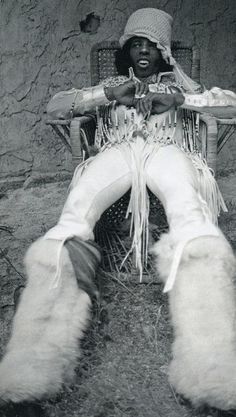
[144,84,149,95]
[139,82,147,97]
[139,98,151,116]
[135,82,147,98]
[136,99,142,114]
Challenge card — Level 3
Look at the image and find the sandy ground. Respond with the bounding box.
[0,172,236,417]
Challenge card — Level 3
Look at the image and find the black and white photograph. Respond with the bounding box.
[0,1,236,416]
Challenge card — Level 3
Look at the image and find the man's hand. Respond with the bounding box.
[105,81,149,107]
[136,92,185,116]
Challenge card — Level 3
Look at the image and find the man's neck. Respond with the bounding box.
[137,73,159,84]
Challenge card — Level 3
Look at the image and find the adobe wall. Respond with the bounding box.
[0,0,235,185]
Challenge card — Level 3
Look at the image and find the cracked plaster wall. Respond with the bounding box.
[0,0,235,184]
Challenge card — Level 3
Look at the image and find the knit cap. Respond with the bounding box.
[119,8,173,64]
[119,8,200,93]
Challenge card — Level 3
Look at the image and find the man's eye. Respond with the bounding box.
[132,42,140,47]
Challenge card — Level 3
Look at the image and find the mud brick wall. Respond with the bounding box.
[0,0,235,184]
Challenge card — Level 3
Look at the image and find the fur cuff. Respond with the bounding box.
[168,236,236,409]
[0,239,91,403]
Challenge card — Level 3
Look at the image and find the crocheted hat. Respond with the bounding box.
[119,8,174,64]
[119,8,200,93]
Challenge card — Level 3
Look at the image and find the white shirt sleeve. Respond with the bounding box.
[181,87,236,117]
[46,86,109,119]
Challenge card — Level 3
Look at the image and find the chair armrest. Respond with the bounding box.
[46,119,71,152]
[198,114,236,175]
[46,115,96,169]
[70,116,96,168]
[216,118,236,153]
[199,113,218,174]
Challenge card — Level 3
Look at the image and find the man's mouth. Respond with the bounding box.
[137,59,150,68]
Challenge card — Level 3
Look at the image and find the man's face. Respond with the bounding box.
[129,36,162,79]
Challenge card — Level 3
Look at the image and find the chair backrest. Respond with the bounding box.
[90,41,200,86]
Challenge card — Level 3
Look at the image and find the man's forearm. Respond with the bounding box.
[180,87,236,117]
[47,85,111,119]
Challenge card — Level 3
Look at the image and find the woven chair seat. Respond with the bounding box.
[94,190,168,276]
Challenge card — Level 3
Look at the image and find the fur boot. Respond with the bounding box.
[153,234,236,410]
[0,238,92,403]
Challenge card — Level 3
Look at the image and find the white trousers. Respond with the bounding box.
[45,139,219,245]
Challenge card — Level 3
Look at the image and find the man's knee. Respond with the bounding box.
[146,145,197,195]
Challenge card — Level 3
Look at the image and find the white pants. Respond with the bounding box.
[45,139,219,245]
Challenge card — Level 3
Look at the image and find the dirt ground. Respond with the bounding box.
[0,173,236,417]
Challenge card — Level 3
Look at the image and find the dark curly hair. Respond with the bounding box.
[115,38,173,76]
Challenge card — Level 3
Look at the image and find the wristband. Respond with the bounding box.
[73,85,110,114]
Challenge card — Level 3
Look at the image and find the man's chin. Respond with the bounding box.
[134,68,152,79]
[133,65,157,79]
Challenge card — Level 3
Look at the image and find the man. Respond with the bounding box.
[1,7,236,414]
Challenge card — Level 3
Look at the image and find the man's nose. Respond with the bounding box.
[140,41,150,54]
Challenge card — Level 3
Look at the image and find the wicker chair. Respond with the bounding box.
[46,41,236,279]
